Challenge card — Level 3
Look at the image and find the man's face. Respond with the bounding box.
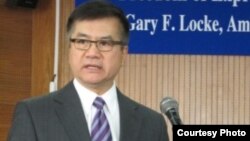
[69,17,127,94]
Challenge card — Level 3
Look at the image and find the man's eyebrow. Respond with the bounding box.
[74,33,115,40]
[99,36,113,40]
[74,33,89,38]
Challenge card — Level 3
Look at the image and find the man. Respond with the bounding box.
[7,0,169,141]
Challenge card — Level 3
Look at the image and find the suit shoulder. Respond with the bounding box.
[20,81,73,106]
[16,91,58,112]
[22,91,57,104]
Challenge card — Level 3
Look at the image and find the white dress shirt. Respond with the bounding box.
[73,79,120,141]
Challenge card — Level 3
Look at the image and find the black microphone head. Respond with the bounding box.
[160,97,178,114]
[160,97,182,125]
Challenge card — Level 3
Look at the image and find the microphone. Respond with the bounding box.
[160,97,183,125]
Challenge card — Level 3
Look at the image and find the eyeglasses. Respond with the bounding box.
[70,38,126,52]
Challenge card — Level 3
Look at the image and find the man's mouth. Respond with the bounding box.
[84,64,102,70]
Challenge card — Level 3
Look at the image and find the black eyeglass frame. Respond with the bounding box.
[70,38,126,52]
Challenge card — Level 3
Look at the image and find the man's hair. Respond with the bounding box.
[66,0,130,44]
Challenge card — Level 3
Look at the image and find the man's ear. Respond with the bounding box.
[121,46,128,65]
[122,45,128,54]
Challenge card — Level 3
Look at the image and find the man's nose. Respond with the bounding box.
[84,43,101,58]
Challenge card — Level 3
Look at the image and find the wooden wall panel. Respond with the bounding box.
[0,2,32,141]
[31,0,55,96]
[58,0,74,87]
[0,0,55,140]
[0,2,32,104]
[0,104,15,140]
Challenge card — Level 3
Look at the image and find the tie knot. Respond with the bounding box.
[93,97,105,110]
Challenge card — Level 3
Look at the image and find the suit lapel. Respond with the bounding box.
[117,90,142,141]
[53,82,91,141]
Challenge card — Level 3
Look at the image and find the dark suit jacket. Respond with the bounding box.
[7,81,169,141]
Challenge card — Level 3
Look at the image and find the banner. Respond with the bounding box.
[75,0,250,55]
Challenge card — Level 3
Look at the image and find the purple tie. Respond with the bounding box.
[91,97,112,141]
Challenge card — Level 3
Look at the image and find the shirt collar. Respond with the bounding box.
[73,78,117,115]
